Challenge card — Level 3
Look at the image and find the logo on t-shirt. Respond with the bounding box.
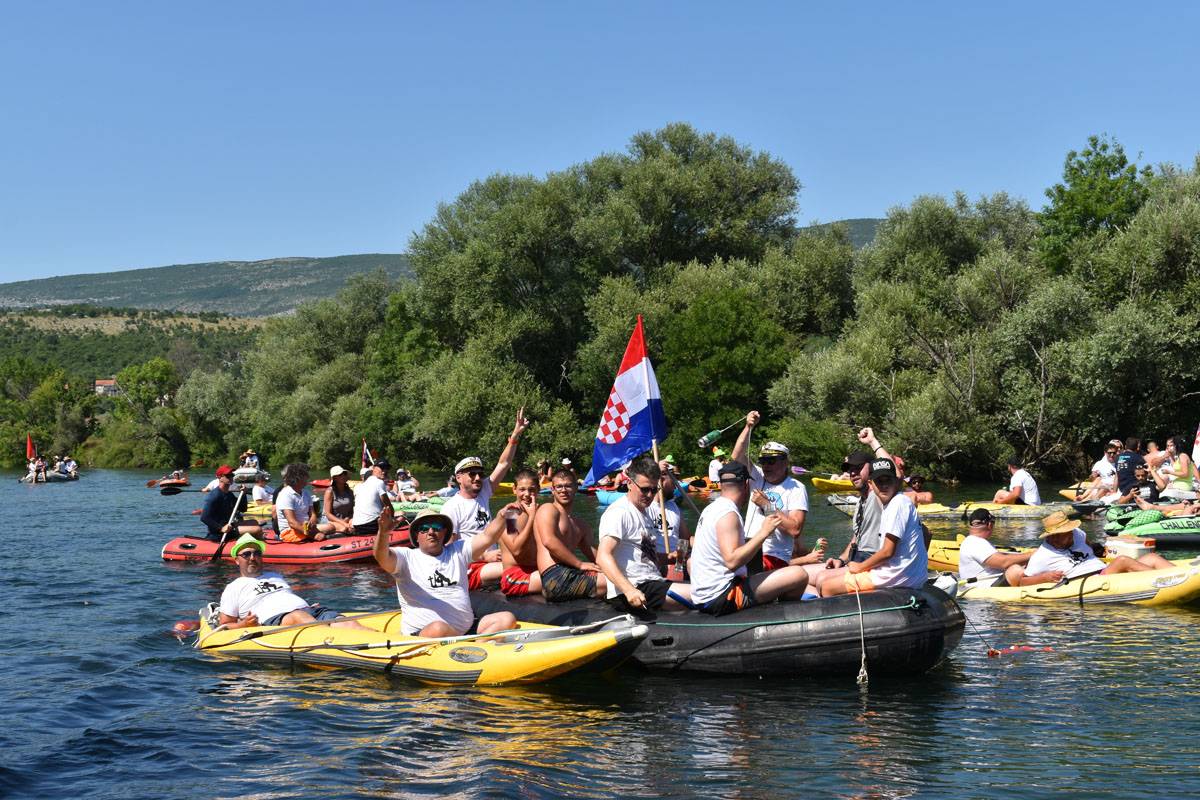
[252,580,285,595]
[428,569,457,589]
[474,508,490,526]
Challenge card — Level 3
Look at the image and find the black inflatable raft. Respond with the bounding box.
[472,585,964,677]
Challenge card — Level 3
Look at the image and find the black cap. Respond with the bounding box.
[968,508,995,525]
[843,451,871,470]
[869,458,897,481]
[717,461,750,482]
[374,459,392,472]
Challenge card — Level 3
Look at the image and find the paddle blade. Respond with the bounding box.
[160,486,184,496]
[146,479,159,488]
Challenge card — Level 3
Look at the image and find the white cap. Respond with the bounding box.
[454,456,484,473]
[330,465,348,478]
[561,458,572,466]
[759,441,791,458]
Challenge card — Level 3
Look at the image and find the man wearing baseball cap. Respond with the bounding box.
[958,508,1032,587]
[822,457,929,597]
[441,407,530,590]
[199,465,263,542]
[706,447,728,484]
[690,461,809,615]
[729,411,815,573]
[216,533,365,630]
[1018,511,1172,586]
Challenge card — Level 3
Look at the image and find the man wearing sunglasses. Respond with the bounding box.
[729,411,813,573]
[690,461,809,615]
[217,533,366,630]
[957,508,1031,587]
[373,505,518,638]
[441,407,531,590]
[596,457,692,613]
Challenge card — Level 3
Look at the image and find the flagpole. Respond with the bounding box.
[637,316,672,562]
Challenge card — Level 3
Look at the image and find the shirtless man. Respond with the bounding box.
[535,467,608,601]
[498,468,542,597]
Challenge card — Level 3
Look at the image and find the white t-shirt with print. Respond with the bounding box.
[1009,469,1042,505]
[274,485,313,533]
[647,498,681,554]
[690,496,745,605]
[868,494,929,589]
[599,495,663,598]
[745,464,809,562]
[441,481,494,536]
[352,474,390,526]
[389,539,475,635]
[1091,458,1117,489]
[1025,530,1104,579]
[958,535,1003,582]
[219,573,309,622]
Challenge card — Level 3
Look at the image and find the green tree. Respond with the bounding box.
[1039,134,1153,273]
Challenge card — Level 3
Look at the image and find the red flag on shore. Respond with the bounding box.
[26,434,35,460]
[361,439,374,471]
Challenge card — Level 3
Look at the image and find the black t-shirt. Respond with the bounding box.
[1115,450,1146,494]
[201,488,247,537]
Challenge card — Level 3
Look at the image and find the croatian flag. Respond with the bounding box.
[361,439,374,470]
[583,316,668,486]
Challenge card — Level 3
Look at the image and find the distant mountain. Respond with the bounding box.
[803,218,883,249]
[0,254,411,317]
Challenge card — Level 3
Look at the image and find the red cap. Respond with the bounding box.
[215,465,234,477]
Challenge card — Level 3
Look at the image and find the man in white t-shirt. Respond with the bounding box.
[373,506,518,637]
[729,411,817,572]
[275,463,337,543]
[992,458,1042,505]
[822,458,929,597]
[1018,512,1172,586]
[217,533,366,630]
[957,509,1032,587]
[707,448,728,484]
[441,406,530,590]
[690,461,809,615]
[352,459,394,534]
[596,457,692,615]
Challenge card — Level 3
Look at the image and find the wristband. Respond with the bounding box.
[508,436,520,444]
[873,445,884,454]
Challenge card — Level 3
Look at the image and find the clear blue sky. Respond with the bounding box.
[2,1,1197,281]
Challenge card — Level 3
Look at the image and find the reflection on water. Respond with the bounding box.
[2,471,1200,799]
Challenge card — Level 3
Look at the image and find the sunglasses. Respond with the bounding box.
[759,456,784,464]
[633,483,656,496]
[462,470,485,479]
[237,549,262,558]
[415,522,447,534]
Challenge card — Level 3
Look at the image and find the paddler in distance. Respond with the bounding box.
[373,505,518,638]
[441,406,530,591]
[200,465,263,542]
[729,411,817,573]
[689,461,809,614]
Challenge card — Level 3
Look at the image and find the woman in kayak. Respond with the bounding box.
[322,465,355,535]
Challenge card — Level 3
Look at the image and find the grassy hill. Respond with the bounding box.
[0,306,262,380]
[0,254,411,317]
[803,218,882,249]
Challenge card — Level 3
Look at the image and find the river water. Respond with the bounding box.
[3,470,1199,799]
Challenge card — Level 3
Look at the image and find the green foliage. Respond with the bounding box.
[1040,135,1153,273]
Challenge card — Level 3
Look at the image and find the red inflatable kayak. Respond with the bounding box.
[157,478,191,488]
[161,526,411,564]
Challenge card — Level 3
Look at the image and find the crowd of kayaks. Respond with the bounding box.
[165,468,1200,687]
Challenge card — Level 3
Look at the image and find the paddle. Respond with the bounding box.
[146,478,160,488]
[160,485,206,496]
[209,486,249,563]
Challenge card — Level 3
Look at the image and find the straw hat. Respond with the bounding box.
[1039,511,1081,538]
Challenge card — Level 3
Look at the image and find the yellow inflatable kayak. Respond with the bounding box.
[827,494,1072,520]
[812,477,855,493]
[956,557,1200,607]
[195,608,647,685]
